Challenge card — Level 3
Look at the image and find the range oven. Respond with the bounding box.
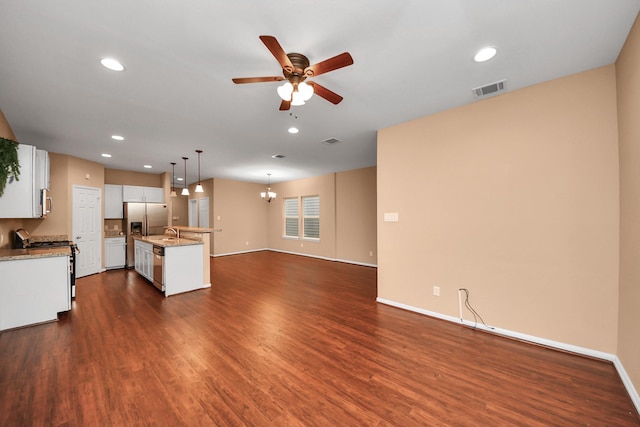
[14,229,78,301]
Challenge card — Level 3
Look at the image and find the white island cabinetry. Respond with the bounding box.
[134,239,153,281]
[163,244,204,296]
[133,236,204,297]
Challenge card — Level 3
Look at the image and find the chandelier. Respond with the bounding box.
[260,173,277,203]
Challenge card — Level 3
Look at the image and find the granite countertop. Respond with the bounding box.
[133,235,203,248]
[30,234,69,243]
[0,246,72,262]
[166,226,221,233]
[104,232,125,237]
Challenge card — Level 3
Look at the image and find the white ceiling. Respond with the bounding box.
[1,1,638,185]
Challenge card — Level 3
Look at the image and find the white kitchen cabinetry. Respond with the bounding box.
[164,244,204,297]
[143,186,164,203]
[104,184,123,219]
[122,185,164,203]
[105,237,126,269]
[134,239,153,281]
[0,144,50,218]
[0,255,70,331]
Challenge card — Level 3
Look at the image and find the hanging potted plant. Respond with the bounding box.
[0,136,20,197]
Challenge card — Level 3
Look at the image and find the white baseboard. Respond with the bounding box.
[212,248,378,267]
[212,248,267,257]
[376,297,640,413]
[266,249,378,267]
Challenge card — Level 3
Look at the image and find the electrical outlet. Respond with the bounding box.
[433,286,440,297]
[369,250,373,257]
[245,241,249,246]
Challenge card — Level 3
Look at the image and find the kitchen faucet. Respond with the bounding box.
[166,227,179,238]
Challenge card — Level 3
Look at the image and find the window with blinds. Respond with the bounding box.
[302,195,320,239]
[284,197,299,238]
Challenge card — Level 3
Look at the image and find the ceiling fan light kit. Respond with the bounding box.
[233,35,353,110]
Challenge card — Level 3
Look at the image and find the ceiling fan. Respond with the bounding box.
[232,35,354,111]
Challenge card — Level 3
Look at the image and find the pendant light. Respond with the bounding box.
[195,149,204,193]
[181,157,190,196]
[260,173,276,203]
[170,162,177,198]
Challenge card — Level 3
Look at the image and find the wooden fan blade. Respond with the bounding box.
[305,52,353,77]
[279,99,291,111]
[308,82,343,105]
[232,76,284,84]
[259,35,294,72]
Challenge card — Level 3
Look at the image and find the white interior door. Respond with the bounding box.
[198,197,209,228]
[188,199,198,227]
[73,185,102,278]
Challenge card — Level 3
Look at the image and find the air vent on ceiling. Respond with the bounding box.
[472,79,506,98]
[271,154,286,159]
[322,137,341,145]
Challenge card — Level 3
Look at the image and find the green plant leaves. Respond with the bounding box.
[0,136,20,197]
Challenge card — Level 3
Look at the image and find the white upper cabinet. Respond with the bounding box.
[0,144,50,218]
[122,185,164,203]
[104,184,123,218]
[142,186,164,203]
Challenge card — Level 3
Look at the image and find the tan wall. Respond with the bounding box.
[0,218,24,249]
[266,173,337,259]
[170,195,189,226]
[212,178,267,255]
[22,153,104,239]
[0,153,104,246]
[336,167,377,264]
[105,168,163,187]
[616,13,640,397]
[378,65,620,353]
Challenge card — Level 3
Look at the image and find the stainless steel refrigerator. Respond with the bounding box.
[123,202,168,268]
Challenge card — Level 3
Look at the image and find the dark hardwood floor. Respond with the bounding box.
[1,251,638,426]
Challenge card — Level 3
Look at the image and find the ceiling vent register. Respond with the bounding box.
[472,79,506,98]
[322,137,341,145]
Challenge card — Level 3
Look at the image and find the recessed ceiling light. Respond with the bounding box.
[177,177,184,182]
[288,127,299,134]
[474,47,497,62]
[101,153,112,158]
[100,57,125,71]
[111,135,124,141]
[143,165,152,169]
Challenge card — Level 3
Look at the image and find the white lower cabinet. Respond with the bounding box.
[105,237,126,269]
[134,239,153,282]
[0,255,70,331]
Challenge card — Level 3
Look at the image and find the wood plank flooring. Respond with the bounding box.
[1,250,638,426]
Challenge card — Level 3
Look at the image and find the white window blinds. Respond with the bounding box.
[284,197,299,237]
[303,195,320,239]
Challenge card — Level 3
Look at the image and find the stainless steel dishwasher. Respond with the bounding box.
[152,245,165,292]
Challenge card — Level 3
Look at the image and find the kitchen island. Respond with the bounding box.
[164,226,218,288]
[0,247,71,331]
[133,235,205,297]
